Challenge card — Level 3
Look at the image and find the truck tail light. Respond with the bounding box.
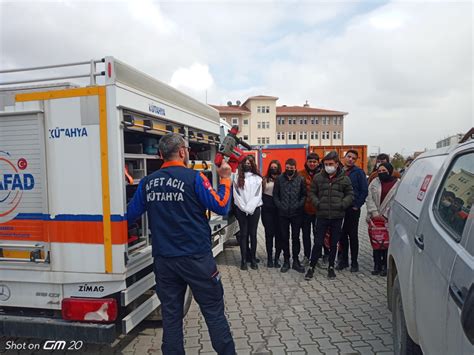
[62,298,117,323]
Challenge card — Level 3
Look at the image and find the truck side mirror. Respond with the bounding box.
[461,283,474,345]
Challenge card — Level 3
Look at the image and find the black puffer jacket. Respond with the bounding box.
[310,168,353,219]
[273,173,306,217]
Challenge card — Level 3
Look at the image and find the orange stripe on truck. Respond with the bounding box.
[0,220,128,245]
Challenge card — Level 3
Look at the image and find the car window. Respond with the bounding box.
[433,152,474,242]
[465,209,473,256]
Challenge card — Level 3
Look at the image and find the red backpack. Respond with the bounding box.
[368,218,390,250]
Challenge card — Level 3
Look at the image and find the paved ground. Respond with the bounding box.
[1,211,394,354]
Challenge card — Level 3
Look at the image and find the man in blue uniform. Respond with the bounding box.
[127,133,235,355]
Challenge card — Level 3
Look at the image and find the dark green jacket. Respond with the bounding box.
[310,169,354,219]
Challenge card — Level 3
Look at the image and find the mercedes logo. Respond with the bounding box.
[0,284,11,301]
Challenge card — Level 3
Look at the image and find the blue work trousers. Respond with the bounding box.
[154,252,235,355]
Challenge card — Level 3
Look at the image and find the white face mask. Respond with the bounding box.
[325,165,337,175]
[441,200,452,208]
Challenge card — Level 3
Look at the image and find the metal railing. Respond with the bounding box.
[0,58,106,86]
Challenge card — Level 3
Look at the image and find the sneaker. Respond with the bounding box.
[274,258,281,268]
[305,267,315,280]
[292,260,305,273]
[280,261,290,273]
[267,260,274,268]
[335,261,348,271]
[350,264,359,273]
[302,256,309,267]
[371,265,380,275]
[240,261,248,271]
[327,266,336,279]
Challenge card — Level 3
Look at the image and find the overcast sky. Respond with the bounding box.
[1,0,472,156]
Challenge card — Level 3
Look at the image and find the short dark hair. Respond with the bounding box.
[307,153,320,161]
[377,153,390,162]
[158,133,186,160]
[322,151,339,163]
[345,149,358,158]
[285,158,297,166]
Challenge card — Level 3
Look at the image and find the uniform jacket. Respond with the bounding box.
[365,177,400,222]
[310,168,354,219]
[273,172,306,217]
[233,173,263,215]
[127,161,231,257]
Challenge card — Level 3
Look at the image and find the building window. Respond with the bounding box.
[266,137,270,144]
[277,132,280,140]
[257,122,261,129]
[310,132,314,140]
[288,118,292,125]
[337,132,341,139]
[277,117,281,125]
[338,117,343,125]
[266,122,270,129]
[243,119,248,125]
[232,117,238,125]
[333,131,337,139]
[281,117,285,124]
[314,131,319,140]
[266,106,270,113]
[333,117,337,125]
[281,132,285,140]
[299,132,304,140]
[311,118,314,125]
[304,118,307,125]
[299,118,302,125]
[315,117,319,125]
[243,135,249,141]
[303,132,307,140]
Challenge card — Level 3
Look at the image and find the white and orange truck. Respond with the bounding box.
[0,57,238,344]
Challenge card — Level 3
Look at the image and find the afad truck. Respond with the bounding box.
[0,57,238,343]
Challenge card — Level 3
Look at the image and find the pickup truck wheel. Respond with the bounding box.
[392,275,422,355]
[146,286,193,321]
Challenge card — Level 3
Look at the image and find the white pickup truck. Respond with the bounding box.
[387,140,473,355]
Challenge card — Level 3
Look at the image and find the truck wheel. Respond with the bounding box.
[392,275,422,355]
[146,286,193,321]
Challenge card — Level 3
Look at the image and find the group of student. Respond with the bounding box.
[232,151,406,279]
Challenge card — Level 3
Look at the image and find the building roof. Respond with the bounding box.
[276,106,347,116]
[241,95,279,107]
[209,105,250,115]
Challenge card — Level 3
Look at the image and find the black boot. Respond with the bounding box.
[274,257,281,268]
[280,260,290,273]
[292,260,305,273]
[327,266,336,279]
[267,253,274,268]
[371,264,380,275]
[380,265,387,277]
[305,266,315,280]
[335,260,348,271]
[251,259,258,270]
[240,260,248,271]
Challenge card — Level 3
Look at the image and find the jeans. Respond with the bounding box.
[261,206,282,260]
[154,252,235,355]
[373,249,388,269]
[310,218,344,268]
[340,208,362,266]
[235,207,261,263]
[301,213,316,259]
[280,214,303,261]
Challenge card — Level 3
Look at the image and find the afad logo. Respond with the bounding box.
[0,151,35,223]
